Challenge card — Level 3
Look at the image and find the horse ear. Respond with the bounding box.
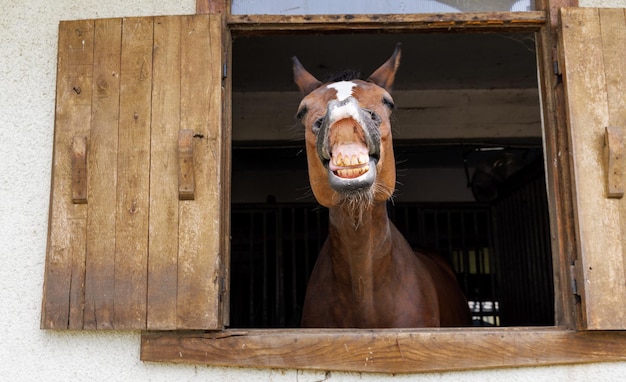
[292,56,323,96]
[367,43,401,92]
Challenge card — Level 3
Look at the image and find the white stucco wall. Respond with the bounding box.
[1,0,625,380]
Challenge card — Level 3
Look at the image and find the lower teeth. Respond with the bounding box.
[336,166,368,179]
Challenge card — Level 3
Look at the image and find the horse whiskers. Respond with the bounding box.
[335,182,394,228]
[339,191,373,228]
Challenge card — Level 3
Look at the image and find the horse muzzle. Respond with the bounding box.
[316,97,381,193]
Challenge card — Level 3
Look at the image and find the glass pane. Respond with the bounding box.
[231,0,535,15]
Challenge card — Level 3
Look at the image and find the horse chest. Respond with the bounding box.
[302,239,441,327]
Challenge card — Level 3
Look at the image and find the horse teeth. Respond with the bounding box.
[336,165,369,179]
[351,154,358,165]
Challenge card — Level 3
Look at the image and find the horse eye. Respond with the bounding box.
[296,107,307,120]
[383,97,395,109]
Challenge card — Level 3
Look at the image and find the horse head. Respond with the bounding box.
[293,45,401,212]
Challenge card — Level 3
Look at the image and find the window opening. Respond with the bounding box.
[230,31,552,328]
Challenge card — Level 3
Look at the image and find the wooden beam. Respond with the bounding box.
[534,0,580,329]
[196,0,228,15]
[228,11,547,34]
[141,328,626,373]
[232,89,542,141]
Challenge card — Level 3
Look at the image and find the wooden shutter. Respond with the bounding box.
[559,8,626,330]
[41,14,227,330]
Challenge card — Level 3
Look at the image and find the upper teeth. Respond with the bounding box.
[334,152,368,167]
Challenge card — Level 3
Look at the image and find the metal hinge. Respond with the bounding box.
[553,59,563,84]
[553,60,560,75]
[570,260,580,296]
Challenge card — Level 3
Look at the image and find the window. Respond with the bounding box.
[228,31,550,329]
[43,2,626,373]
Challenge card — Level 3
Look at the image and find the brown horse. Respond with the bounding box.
[293,45,472,328]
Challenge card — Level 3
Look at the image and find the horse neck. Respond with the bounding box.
[327,201,393,320]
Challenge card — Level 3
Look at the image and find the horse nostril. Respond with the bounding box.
[365,110,381,126]
[313,117,325,134]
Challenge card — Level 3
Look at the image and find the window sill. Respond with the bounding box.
[141,327,626,373]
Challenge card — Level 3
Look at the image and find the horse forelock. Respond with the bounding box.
[323,69,361,83]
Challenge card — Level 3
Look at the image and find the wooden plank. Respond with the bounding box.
[599,9,626,304]
[220,25,233,327]
[534,0,580,328]
[601,9,626,200]
[141,328,626,372]
[147,15,182,330]
[42,19,93,329]
[559,8,626,329]
[178,129,196,200]
[71,136,88,204]
[113,17,154,329]
[176,14,224,329]
[227,11,546,34]
[196,0,229,14]
[84,17,122,330]
[605,125,625,198]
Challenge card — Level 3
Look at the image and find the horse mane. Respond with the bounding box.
[323,69,361,83]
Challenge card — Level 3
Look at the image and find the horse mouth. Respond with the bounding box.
[316,106,381,194]
[326,142,378,192]
[328,142,371,178]
[327,157,377,193]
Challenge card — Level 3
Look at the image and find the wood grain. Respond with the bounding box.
[559,8,626,329]
[534,1,580,329]
[84,17,122,330]
[220,22,233,327]
[605,125,625,198]
[227,11,546,34]
[178,129,195,200]
[141,328,626,373]
[71,136,88,204]
[196,0,228,15]
[147,16,182,330]
[113,17,154,329]
[45,14,227,331]
[176,14,224,329]
[42,19,93,329]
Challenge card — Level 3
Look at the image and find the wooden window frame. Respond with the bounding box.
[140,0,626,373]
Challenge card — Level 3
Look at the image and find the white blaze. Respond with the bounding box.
[327,81,356,101]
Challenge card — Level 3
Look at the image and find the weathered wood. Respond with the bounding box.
[42,19,93,329]
[113,17,154,329]
[71,136,88,204]
[84,18,121,330]
[559,7,626,330]
[227,11,546,34]
[220,25,233,327]
[534,0,579,328]
[141,328,626,372]
[600,8,626,200]
[176,14,224,329]
[178,129,196,200]
[605,126,624,198]
[196,0,229,14]
[147,15,182,330]
[45,14,227,331]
